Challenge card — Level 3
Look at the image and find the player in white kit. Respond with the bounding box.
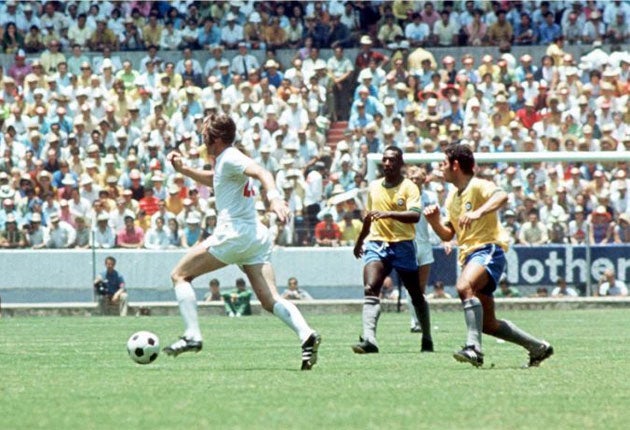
[407,166,434,350]
[163,113,321,370]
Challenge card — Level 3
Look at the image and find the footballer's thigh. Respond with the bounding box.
[243,262,280,311]
[171,244,227,284]
[456,262,491,300]
[363,261,388,296]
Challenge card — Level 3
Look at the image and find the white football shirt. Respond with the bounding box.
[213,147,257,224]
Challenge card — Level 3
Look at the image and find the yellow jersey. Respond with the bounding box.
[367,178,422,242]
[445,177,509,263]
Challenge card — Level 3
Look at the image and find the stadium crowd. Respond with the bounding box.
[0,0,629,250]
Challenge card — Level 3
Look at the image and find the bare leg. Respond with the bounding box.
[243,262,314,342]
[243,262,320,370]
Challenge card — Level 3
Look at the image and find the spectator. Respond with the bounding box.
[606,11,629,44]
[46,213,76,248]
[116,213,144,249]
[589,205,614,244]
[222,278,252,317]
[431,9,459,47]
[339,210,363,246]
[220,13,243,49]
[0,214,26,248]
[166,218,182,248]
[551,277,579,297]
[230,42,259,79]
[518,209,549,245]
[487,9,513,46]
[180,212,202,248]
[92,212,116,249]
[464,8,487,46]
[377,14,403,47]
[88,17,118,52]
[327,12,352,49]
[355,35,388,71]
[204,278,222,302]
[614,213,630,243]
[582,11,605,44]
[144,215,170,250]
[94,256,128,316]
[405,12,430,47]
[538,11,561,45]
[427,281,453,299]
[513,12,537,45]
[142,12,163,48]
[282,277,313,300]
[597,268,628,297]
[495,278,522,298]
[314,211,341,247]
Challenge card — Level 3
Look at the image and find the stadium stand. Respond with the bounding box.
[0,0,628,255]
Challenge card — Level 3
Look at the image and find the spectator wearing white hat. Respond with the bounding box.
[46,213,76,249]
[221,13,244,50]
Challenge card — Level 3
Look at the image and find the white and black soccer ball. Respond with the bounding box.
[127,331,160,365]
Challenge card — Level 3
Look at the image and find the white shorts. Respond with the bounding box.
[203,220,272,266]
[416,243,434,266]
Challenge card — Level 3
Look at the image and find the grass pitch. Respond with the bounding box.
[1,308,629,430]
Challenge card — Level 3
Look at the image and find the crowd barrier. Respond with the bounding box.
[1,244,627,303]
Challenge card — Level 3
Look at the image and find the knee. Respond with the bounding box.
[170,269,189,285]
[364,284,379,297]
[456,281,474,299]
[482,320,500,335]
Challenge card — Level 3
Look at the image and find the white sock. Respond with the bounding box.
[175,281,202,341]
[273,299,312,342]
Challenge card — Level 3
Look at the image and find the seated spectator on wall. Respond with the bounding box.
[495,278,522,298]
[551,277,579,297]
[596,268,628,297]
[222,278,252,317]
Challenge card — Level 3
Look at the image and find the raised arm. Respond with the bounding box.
[244,162,289,223]
[168,151,214,187]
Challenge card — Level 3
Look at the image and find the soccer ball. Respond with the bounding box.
[127,331,160,364]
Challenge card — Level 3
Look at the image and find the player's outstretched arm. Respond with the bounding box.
[424,204,455,242]
[167,151,214,186]
[244,162,289,223]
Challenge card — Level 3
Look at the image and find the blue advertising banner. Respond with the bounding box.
[427,245,630,287]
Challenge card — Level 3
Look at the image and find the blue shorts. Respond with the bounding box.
[464,244,506,295]
[363,240,419,273]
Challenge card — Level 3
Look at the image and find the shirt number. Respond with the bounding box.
[243,180,256,197]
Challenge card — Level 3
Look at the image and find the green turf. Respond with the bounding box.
[1,309,629,430]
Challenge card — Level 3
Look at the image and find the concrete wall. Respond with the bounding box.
[0,247,364,291]
[2,44,628,74]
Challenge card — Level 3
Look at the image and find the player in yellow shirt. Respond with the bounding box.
[352,146,433,354]
[424,143,553,368]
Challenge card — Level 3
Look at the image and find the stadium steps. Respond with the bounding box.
[326,121,348,145]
